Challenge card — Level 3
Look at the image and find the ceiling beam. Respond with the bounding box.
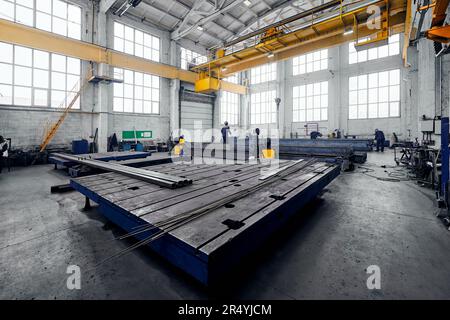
[171,0,247,41]
[135,1,223,44]
[172,0,209,37]
[100,0,118,13]
[222,0,303,44]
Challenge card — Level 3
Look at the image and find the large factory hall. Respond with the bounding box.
[1,0,450,302]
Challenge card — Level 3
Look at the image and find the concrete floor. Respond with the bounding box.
[1,150,450,300]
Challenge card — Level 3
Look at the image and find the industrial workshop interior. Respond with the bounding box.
[2,0,450,305]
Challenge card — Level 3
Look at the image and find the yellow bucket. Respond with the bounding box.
[262,149,275,159]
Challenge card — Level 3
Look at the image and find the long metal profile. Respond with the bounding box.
[52,153,192,188]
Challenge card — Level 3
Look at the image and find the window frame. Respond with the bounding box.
[0,0,83,40]
[348,69,401,120]
[220,91,240,126]
[349,34,400,65]
[113,67,161,115]
[292,81,329,123]
[293,49,328,75]
[250,90,277,125]
[0,41,81,109]
[113,21,161,63]
[250,63,277,85]
[180,47,207,70]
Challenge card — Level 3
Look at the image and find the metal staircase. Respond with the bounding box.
[39,80,86,153]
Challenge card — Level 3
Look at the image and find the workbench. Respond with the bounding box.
[70,160,340,285]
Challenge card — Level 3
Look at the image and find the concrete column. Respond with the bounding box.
[417,39,436,137]
[169,41,180,136]
[94,6,110,152]
[277,61,286,138]
[241,70,250,131]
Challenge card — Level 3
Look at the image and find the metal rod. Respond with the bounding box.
[54,153,192,188]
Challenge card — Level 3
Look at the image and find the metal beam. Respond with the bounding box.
[224,0,341,48]
[192,0,406,76]
[172,0,208,38]
[53,153,192,188]
[139,0,222,42]
[100,0,118,13]
[222,0,302,45]
[171,0,247,40]
[0,18,246,94]
[172,0,245,28]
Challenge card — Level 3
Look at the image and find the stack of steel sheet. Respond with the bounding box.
[279,139,354,160]
[284,138,373,151]
[52,153,191,188]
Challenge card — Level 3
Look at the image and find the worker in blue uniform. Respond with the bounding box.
[221,121,231,144]
[374,129,386,152]
[310,131,322,139]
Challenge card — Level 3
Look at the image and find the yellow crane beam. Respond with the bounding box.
[193,0,407,78]
[425,0,450,44]
[0,18,246,95]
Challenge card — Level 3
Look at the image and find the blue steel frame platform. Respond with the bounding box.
[70,160,340,285]
[49,151,151,168]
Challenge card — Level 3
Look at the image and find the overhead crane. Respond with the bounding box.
[192,0,408,93]
[423,0,450,56]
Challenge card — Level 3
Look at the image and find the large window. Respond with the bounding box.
[293,49,328,75]
[180,48,207,70]
[224,74,239,84]
[114,22,160,62]
[0,42,80,108]
[293,81,328,122]
[113,68,160,114]
[349,69,400,119]
[220,91,239,125]
[0,0,82,40]
[250,90,277,125]
[349,34,400,64]
[250,63,276,84]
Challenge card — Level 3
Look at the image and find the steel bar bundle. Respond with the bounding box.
[52,153,191,188]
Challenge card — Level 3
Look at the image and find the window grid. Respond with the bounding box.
[114,21,160,62]
[348,69,400,120]
[180,47,207,70]
[0,41,81,109]
[220,91,239,125]
[0,0,82,40]
[113,68,160,115]
[293,81,328,122]
[224,74,239,84]
[250,63,276,84]
[349,34,400,64]
[293,49,328,75]
[250,90,277,125]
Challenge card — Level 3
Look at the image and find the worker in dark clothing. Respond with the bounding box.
[310,131,322,140]
[0,136,8,174]
[221,121,231,144]
[374,129,385,152]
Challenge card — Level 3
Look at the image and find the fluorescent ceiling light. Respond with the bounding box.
[197,25,204,31]
[244,0,252,6]
[267,52,274,58]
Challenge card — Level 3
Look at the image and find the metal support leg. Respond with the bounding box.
[83,197,92,211]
